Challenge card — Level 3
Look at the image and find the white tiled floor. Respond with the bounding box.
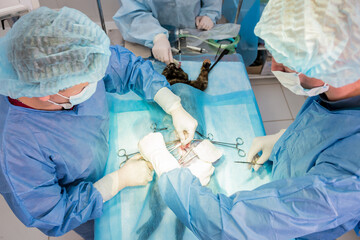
[0,35,358,240]
[250,76,307,134]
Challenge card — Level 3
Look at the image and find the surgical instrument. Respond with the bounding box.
[234,161,263,166]
[175,28,186,63]
[234,153,262,166]
[171,47,180,54]
[118,149,139,160]
[193,138,246,157]
[195,131,246,157]
[118,140,180,158]
[209,48,230,73]
[150,123,168,132]
[178,144,198,166]
[96,0,106,33]
[210,138,244,148]
[195,130,213,140]
[234,0,244,24]
[186,45,208,53]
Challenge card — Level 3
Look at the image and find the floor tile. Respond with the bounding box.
[96,0,120,22]
[50,231,83,240]
[0,21,10,37]
[251,84,293,122]
[108,28,124,46]
[56,0,99,22]
[263,120,294,135]
[337,230,360,240]
[281,85,307,119]
[249,75,279,85]
[39,0,58,9]
[0,196,48,240]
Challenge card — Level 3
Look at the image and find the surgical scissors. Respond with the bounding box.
[195,131,246,157]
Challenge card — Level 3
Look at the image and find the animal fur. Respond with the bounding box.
[162,59,211,91]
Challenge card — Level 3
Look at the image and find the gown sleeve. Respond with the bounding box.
[102,45,170,101]
[113,0,168,48]
[0,136,103,237]
[158,134,360,239]
[199,0,222,23]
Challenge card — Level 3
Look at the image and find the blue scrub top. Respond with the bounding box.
[0,45,169,236]
[158,94,360,239]
[113,0,222,48]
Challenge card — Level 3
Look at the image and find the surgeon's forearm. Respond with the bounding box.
[154,87,181,114]
[158,168,224,239]
[93,171,126,202]
[158,168,360,239]
[103,46,169,101]
[113,0,168,48]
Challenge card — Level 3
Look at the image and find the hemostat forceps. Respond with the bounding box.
[117,139,183,166]
[150,123,168,132]
[117,149,139,160]
[177,145,198,166]
[195,131,246,157]
[234,153,263,166]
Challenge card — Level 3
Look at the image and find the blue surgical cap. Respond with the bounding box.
[254,0,360,88]
[0,7,111,98]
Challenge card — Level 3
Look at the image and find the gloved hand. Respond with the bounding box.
[93,154,153,202]
[138,132,180,176]
[118,154,154,187]
[154,87,198,145]
[247,129,286,171]
[152,33,173,65]
[195,16,214,30]
[186,139,222,185]
[171,106,198,145]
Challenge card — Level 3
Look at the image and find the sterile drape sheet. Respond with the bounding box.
[95,54,271,240]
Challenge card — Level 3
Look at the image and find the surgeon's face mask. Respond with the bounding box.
[272,71,329,96]
[47,82,97,109]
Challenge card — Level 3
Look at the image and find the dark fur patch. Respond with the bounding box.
[162,59,211,91]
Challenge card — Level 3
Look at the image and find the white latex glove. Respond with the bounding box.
[171,106,198,145]
[186,139,222,186]
[247,129,286,171]
[195,16,214,30]
[152,33,173,65]
[154,87,198,145]
[93,154,153,202]
[138,132,180,176]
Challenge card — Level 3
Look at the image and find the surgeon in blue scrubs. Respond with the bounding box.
[0,7,197,240]
[113,0,222,64]
[138,0,360,239]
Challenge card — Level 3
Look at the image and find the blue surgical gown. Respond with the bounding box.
[158,95,360,239]
[113,0,222,48]
[0,45,169,236]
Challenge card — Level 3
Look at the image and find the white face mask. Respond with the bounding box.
[272,71,329,96]
[48,82,97,109]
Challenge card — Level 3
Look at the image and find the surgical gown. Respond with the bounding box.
[158,94,360,239]
[113,0,222,48]
[0,46,169,236]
